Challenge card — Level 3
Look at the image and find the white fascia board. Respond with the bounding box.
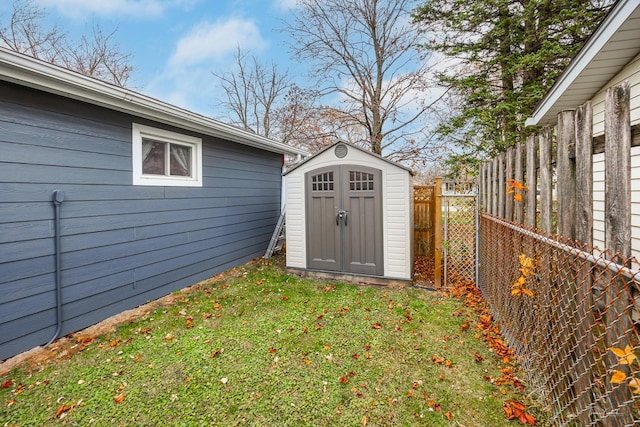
[0,48,308,157]
[526,0,640,127]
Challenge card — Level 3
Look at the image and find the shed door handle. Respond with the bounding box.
[336,210,348,226]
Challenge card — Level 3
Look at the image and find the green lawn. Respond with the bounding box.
[1,258,541,426]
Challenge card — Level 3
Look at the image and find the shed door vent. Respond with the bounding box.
[334,144,348,158]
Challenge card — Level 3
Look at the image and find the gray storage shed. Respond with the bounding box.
[284,141,414,285]
[0,47,306,361]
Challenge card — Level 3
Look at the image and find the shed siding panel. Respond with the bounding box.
[384,169,411,278]
[0,81,282,360]
[285,175,305,269]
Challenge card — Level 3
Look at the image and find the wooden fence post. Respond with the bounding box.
[480,162,487,211]
[604,81,633,426]
[557,110,576,240]
[492,157,499,215]
[514,143,525,224]
[526,134,538,228]
[539,126,553,233]
[479,163,484,211]
[505,147,515,221]
[573,101,596,425]
[575,101,593,246]
[498,153,506,218]
[434,177,443,288]
[605,82,632,261]
[484,162,490,212]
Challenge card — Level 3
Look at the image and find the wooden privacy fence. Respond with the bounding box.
[414,185,436,257]
[479,80,638,260]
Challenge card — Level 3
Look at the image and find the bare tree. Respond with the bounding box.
[61,25,132,87]
[213,48,318,143]
[285,0,440,158]
[0,0,132,86]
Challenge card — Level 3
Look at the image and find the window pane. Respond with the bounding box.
[170,144,192,176]
[142,139,165,175]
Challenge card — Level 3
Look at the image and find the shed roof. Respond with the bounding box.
[0,47,307,157]
[283,140,414,176]
[525,0,640,127]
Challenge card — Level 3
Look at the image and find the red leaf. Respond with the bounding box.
[2,380,11,388]
[372,323,382,329]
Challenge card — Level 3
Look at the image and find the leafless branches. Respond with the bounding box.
[284,0,438,157]
[0,0,132,86]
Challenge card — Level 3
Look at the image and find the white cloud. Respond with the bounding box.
[272,0,298,12]
[168,18,267,68]
[36,0,176,18]
[145,66,221,116]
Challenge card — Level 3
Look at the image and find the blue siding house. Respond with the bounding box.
[0,47,306,361]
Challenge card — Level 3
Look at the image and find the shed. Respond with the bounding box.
[284,141,414,286]
[0,47,306,361]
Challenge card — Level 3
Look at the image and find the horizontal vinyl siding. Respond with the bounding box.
[592,153,606,252]
[0,81,282,360]
[632,146,640,265]
[592,54,640,137]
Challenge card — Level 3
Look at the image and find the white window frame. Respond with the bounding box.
[132,123,203,187]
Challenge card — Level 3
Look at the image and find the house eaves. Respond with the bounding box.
[525,0,640,128]
[0,47,308,157]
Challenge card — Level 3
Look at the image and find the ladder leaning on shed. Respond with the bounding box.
[264,205,286,258]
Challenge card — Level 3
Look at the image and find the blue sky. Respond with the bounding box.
[0,0,303,118]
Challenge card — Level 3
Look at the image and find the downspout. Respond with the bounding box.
[46,190,65,347]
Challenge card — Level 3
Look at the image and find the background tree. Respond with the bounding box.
[412,0,614,159]
[0,0,132,86]
[285,0,438,159]
[213,48,293,139]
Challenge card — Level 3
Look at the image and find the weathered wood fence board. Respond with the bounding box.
[575,101,593,246]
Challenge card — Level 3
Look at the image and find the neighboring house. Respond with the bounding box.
[524,0,640,259]
[0,47,306,361]
[284,141,414,286]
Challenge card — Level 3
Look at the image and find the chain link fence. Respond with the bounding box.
[442,185,477,287]
[479,213,640,426]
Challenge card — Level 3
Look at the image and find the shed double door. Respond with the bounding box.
[306,165,383,275]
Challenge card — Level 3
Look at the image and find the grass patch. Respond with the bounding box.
[1,258,540,426]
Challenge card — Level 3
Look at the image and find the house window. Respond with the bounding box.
[132,123,203,186]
